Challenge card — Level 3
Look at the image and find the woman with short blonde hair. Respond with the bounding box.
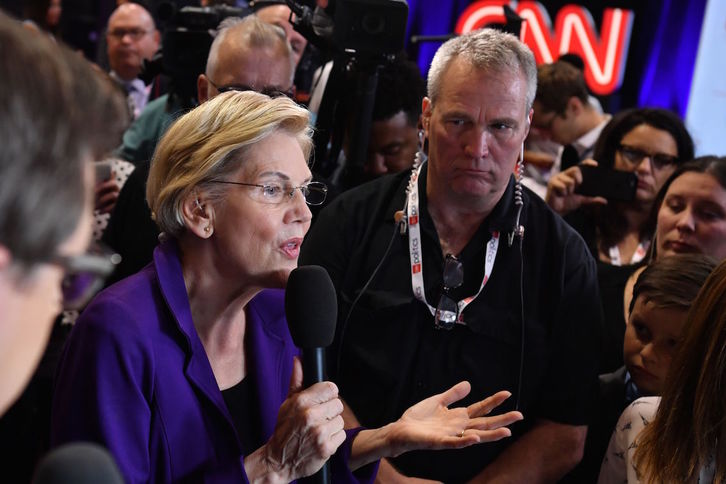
[52,91,523,483]
[147,91,313,237]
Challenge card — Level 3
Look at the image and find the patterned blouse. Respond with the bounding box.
[598,396,715,483]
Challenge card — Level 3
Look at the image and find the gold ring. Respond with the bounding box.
[457,430,465,438]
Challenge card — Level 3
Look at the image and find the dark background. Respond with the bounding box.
[0,0,708,117]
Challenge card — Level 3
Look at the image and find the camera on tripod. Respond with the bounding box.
[286,0,407,58]
[286,0,410,178]
[329,0,408,56]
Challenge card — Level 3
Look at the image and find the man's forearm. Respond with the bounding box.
[468,420,586,484]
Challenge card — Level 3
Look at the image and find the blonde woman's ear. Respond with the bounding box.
[181,194,214,239]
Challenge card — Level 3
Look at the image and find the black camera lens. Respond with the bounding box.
[361,13,385,35]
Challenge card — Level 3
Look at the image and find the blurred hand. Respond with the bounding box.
[386,383,523,457]
[316,0,328,6]
[545,159,607,215]
[262,357,346,481]
[94,172,120,214]
[524,150,556,170]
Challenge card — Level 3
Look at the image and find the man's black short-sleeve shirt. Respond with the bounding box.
[300,165,602,482]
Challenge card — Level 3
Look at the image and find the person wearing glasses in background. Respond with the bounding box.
[0,12,127,480]
[51,91,524,483]
[545,108,694,375]
[526,61,611,197]
[90,2,160,230]
[562,157,726,483]
[106,2,160,120]
[301,28,602,482]
[591,156,726,484]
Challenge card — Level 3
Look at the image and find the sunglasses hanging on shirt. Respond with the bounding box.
[434,254,464,330]
[405,162,500,330]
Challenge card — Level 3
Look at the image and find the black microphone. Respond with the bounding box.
[285,265,338,484]
[33,443,124,484]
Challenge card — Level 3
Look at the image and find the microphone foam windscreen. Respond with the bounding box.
[285,265,338,349]
[33,443,124,484]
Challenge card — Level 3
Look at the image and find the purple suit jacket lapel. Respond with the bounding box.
[247,290,299,440]
[154,240,239,440]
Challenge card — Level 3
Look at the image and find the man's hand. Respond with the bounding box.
[388,384,522,456]
[349,383,522,471]
[524,150,556,170]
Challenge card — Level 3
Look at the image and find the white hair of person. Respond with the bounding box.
[206,15,295,86]
[427,28,537,111]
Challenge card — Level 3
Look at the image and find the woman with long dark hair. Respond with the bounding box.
[546,108,694,372]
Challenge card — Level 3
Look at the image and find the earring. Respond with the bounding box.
[204,226,212,235]
[195,199,204,212]
[414,129,427,168]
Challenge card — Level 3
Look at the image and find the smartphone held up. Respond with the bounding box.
[574,165,637,202]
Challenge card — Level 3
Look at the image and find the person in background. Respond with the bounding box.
[22,0,62,37]
[251,0,308,67]
[301,27,602,482]
[565,254,716,483]
[335,54,426,190]
[546,108,694,373]
[620,156,726,323]
[94,2,159,232]
[523,53,604,198]
[250,0,331,105]
[557,52,604,115]
[114,13,294,166]
[598,257,726,483]
[52,91,523,483]
[524,60,610,198]
[651,156,726,261]
[0,11,126,481]
[532,61,610,166]
[106,2,160,120]
[618,255,715,403]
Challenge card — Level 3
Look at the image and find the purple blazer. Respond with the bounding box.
[51,240,377,483]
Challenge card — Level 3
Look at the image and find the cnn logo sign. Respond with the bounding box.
[456,1,634,95]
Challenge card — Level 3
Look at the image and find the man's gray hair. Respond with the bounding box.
[427,28,537,111]
[206,15,294,84]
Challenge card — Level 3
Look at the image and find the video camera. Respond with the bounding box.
[286,0,408,58]
[141,3,252,106]
[285,0,409,179]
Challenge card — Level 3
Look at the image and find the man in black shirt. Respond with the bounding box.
[300,27,601,482]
